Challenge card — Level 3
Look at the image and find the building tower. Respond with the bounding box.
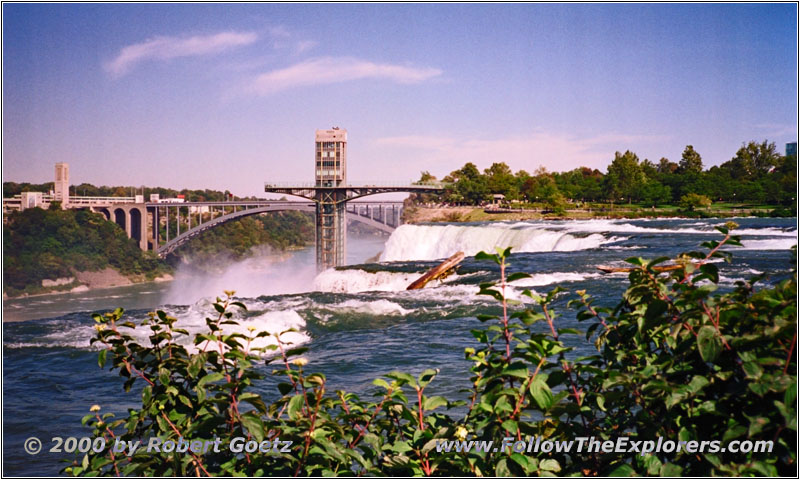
[313,128,348,269]
[315,128,347,187]
[786,142,797,158]
[54,162,70,206]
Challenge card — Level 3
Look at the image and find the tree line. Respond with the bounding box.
[3,182,246,203]
[3,205,167,296]
[3,180,316,295]
[414,140,796,211]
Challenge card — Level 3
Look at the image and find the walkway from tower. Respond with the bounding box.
[265,181,445,270]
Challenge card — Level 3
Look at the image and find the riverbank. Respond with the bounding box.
[402,204,793,223]
[2,270,174,302]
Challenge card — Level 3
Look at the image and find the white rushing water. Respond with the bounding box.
[378,220,797,261]
[380,224,619,261]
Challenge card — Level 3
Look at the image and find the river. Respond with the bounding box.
[3,217,796,475]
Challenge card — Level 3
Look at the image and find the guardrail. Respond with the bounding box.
[264,181,448,188]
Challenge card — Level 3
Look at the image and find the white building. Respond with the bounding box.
[54,162,69,205]
[315,127,347,187]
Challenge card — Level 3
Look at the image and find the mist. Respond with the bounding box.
[161,233,389,304]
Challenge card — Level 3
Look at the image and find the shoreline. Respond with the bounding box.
[2,272,175,303]
[402,205,794,224]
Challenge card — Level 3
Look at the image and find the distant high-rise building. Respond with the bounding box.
[315,128,347,187]
[786,142,797,158]
[54,162,70,205]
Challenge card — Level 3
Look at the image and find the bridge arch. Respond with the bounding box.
[113,208,127,231]
[157,204,315,257]
[156,203,398,257]
[129,208,142,244]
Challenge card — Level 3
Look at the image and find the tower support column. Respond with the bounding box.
[314,189,347,271]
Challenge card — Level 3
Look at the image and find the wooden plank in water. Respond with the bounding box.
[597,264,684,274]
[407,252,466,290]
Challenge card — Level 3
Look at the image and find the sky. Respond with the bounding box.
[2,3,797,198]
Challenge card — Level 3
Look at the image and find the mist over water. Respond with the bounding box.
[3,218,796,475]
[163,250,318,304]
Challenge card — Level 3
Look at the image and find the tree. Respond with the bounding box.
[639,180,672,207]
[678,145,703,174]
[450,162,488,205]
[657,157,678,174]
[604,150,646,202]
[641,158,658,178]
[722,140,780,180]
[483,162,519,200]
[409,172,440,204]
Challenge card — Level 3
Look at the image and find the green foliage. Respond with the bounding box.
[405,138,796,208]
[678,145,704,174]
[679,193,713,212]
[3,208,166,296]
[605,150,647,203]
[176,212,314,266]
[69,233,796,476]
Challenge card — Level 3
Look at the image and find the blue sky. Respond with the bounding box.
[2,3,797,197]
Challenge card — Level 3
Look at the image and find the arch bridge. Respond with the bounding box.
[90,200,407,259]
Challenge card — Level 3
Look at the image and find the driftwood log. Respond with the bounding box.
[407,252,465,290]
[597,264,685,274]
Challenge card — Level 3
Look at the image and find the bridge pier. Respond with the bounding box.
[100,205,149,251]
[315,192,348,272]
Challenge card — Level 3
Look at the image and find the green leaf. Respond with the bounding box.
[697,325,722,362]
[539,459,560,472]
[608,463,636,476]
[659,463,682,476]
[507,272,531,282]
[178,395,193,409]
[495,458,511,477]
[387,371,417,387]
[142,385,152,405]
[418,368,438,387]
[501,419,519,435]
[277,382,294,396]
[475,251,499,264]
[502,366,529,379]
[187,354,204,378]
[509,452,529,472]
[529,376,553,410]
[287,394,305,420]
[98,349,108,368]
[240,412,264,442]
[742,361,763,379]
[198,372,224,387]
[422,395,448,411]
[372,378,391,390]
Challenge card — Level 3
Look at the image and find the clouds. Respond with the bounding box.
[105,31,258,77]
[246,57,442,96]
[104,28,441,97]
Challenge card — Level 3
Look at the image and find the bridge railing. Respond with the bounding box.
[264,180,448,189]
[67,196,137,205]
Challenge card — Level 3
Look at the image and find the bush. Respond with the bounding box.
[679,193,712,212]
[68,226,796,476]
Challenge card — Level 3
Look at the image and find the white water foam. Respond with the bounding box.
[380,224,617,261]
[173,299,310,355]
[8,302,311,355]
[313,269,424,293]
[556,219,797,237]
[508,271,602,287]
[328,299,412,316]
[736,238,797,251]
[193,309,310,355]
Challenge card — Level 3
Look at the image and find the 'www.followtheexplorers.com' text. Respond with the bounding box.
[435,436,773,456]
